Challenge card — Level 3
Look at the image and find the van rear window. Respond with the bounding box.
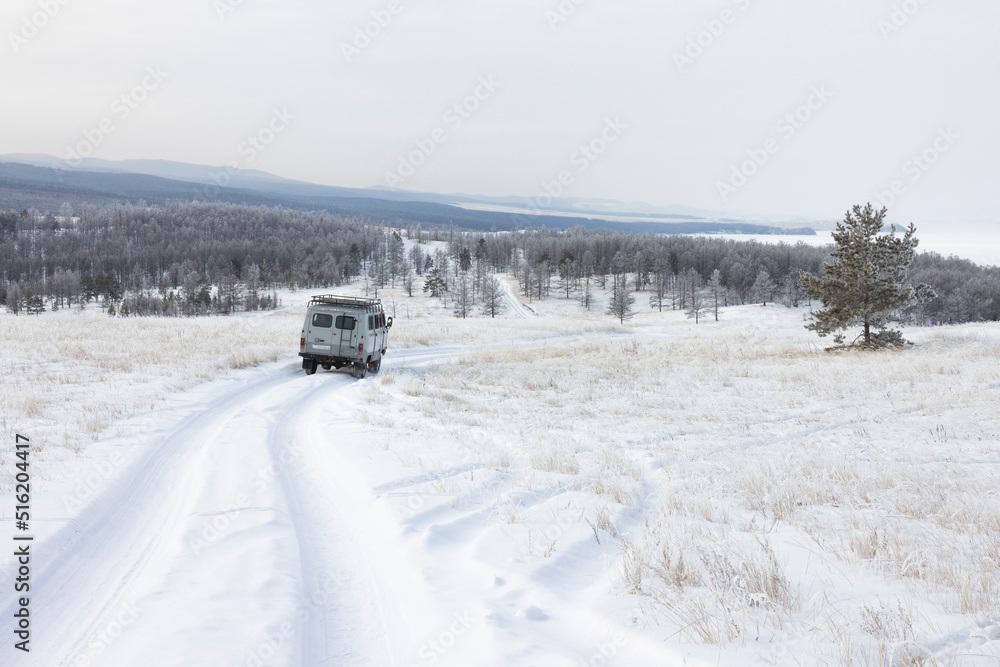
[312,313,333,328]
[335,315,356,331]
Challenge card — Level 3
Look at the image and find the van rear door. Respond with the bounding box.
[306,310,334,355]
[335,313,358,357]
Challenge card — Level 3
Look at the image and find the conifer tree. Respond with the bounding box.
[799,203,935,348]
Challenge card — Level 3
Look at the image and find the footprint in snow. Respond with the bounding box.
[518,606,549,621]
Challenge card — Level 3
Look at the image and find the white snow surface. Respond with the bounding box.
[2,282,1000,666]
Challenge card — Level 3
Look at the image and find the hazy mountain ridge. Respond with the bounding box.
[0,156,816,235]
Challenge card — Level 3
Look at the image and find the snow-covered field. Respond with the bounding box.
[2,280,999,666]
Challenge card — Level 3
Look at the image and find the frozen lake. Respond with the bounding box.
[695,221,1000,267]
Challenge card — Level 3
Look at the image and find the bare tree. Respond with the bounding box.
[649,260,671,312]
[607,274,635,324]
[481,275,506,318]
[579,275,594,311]
[402,267,415,297]
[5,282,24,315]
[685,268,708,323]
[453,275,473,318]
[708,268,723,321]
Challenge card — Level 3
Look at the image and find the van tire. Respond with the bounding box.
[352,361,368,379]
[368,358,381,374]
[304,360,317,375]
[322,364,331,371]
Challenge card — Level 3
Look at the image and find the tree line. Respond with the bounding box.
[1,201,997,325]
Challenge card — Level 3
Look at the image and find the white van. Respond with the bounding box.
[299,295,392,378]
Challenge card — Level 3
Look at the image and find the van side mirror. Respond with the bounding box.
[386,316,393,329]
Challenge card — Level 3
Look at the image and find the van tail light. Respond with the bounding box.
[358,343,364,355]
[300,337,305,350]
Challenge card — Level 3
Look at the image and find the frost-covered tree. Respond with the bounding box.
[607,275,635,324]
[402,267,415,297]
[649,259,671,312]
[557,258,577,299]
[751,270,775,306]
[685,268,708,323]
[26,294,46,315]
[579,275,594,311]
[799,203,935,348]
[481,275,506,318]
[708,268,723,321]
[453,276,473,318]
[780,274,801,308]
[6,282,24,314]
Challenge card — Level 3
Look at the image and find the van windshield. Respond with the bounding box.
[335,315,356,331]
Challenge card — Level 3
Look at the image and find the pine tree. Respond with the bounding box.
[423,264,446,298]
[26,294,46,315]
[799,203,935,348]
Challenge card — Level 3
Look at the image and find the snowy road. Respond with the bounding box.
[1,355,446,667]
[4,302,1000,666]
[498,278,535,318]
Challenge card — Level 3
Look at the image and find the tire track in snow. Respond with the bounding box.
[0,365,304,666]
[499,278,535,318]
[268,370,441,666]
[1,358,446,666]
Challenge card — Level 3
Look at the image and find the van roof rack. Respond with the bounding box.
[308,294,383,309]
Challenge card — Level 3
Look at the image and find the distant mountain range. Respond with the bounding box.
[0,154,818,236]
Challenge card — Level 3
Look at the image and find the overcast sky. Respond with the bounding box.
[3,0,998,224]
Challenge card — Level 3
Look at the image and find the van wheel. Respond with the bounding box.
[352,361,368,379]
[322,364,331,371]
[368,358,381,374]
[304,360,317,375]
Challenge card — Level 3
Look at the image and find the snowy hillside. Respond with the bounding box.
[1,280,999,666]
